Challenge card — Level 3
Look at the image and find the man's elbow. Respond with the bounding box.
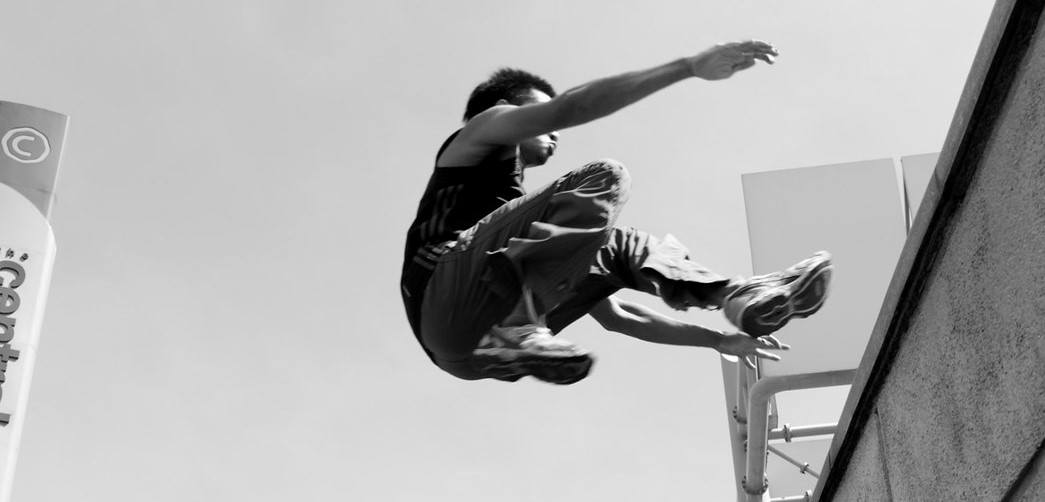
[589,300,627,333]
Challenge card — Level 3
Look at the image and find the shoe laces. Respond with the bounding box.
[727,263,807,300]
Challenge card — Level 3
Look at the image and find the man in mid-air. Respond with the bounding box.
[401,40,833,384]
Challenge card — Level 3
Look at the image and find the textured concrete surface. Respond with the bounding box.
[818,0,1045,500]
[878,35,1045,494]
[1009,445,1045,501]
[830,413,891,502]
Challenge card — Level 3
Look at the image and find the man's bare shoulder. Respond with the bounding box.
[435,107,515,167]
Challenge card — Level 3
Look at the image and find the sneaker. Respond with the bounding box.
[723,251,833,338]
[471,324,594,385]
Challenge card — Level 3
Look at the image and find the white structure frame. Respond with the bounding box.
[722,156,937,501]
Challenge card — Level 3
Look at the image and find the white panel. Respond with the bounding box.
[0,184,56,502]
[741,159,907,377]
[901,153,939,230]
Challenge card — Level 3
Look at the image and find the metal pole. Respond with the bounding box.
[768,423,838,442]
[743,370,855,501]
[769,491,812,502]
[767,444,821,478]
[734,357,750,433]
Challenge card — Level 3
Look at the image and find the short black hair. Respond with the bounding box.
[462,68,556,121]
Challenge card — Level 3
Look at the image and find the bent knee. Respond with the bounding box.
[584,158,631,192]
[587,158,629,178]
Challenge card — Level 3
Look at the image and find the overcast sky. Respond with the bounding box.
[2,1,993,500]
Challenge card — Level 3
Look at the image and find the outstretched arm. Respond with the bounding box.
[463,40,779,147]
[588,296,789,362]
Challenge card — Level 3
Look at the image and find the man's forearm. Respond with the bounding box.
[554,59,693,129]
[589,297,724,348]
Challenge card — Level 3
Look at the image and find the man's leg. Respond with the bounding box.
[544,227,730,333]
[542,227,832,338]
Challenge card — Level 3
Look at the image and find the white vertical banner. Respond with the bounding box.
[0,102,66,502]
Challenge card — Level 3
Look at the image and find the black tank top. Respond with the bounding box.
[400,131,525,355]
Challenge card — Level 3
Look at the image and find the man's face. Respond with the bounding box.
[515,89,558,167]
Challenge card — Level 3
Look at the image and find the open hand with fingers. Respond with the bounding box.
[686,40,779,81]
[715,332,790,369]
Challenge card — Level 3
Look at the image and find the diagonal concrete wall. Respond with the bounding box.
[815,0,1045,500]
